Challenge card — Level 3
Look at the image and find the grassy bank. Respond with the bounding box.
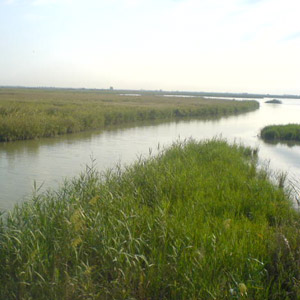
[1,139,299,299]
[0,88,259,142]
[261,124,300,142]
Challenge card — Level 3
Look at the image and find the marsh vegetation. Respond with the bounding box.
[0,139,299,299]
[265,99,282,104]
[261,124,300,142]
[0,88,259,142]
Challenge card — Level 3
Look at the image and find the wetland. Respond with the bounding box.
[1,88,300,299]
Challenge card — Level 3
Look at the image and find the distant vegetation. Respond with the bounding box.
[261,124,300,141]
[0,88,259,142]
[265,99,282,104]
[0,139,299,299]
[99,88,300,100]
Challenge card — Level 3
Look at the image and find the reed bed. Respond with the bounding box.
[261,124,300,142]
[0,88,259,142]
[0,139,299,299]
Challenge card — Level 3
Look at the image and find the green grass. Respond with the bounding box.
[0,88,259,142]
[261,124,300,142]
[1,139,299,299]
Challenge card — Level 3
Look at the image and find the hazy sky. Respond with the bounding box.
[1,0,300,94]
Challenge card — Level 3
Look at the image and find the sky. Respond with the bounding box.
[0,0,300,94]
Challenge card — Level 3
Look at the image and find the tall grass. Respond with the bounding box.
[261,124,300,141]
[0,88,259,142]
[0,139,299,299]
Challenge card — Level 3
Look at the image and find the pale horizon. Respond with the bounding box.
[1,0,300,95]
[1,85,300,97]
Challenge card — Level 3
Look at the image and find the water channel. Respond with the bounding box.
[1,97,300,210]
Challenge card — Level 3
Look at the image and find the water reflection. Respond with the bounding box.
[1,98,300,210]
[262,139,300,148]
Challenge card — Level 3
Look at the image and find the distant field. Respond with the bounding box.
[0,88,259,142]
[261,124,300,142]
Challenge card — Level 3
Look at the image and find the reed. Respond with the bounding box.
[261,124,300,142]
[0,139,299,299]
[0,88,259,142]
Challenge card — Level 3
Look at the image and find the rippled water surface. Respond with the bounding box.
[1,97,300,210]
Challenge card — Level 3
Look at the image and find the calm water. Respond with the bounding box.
[1,97,300,210]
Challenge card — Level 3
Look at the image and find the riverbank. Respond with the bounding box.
[0,88,259,142]
[1,139,299,299]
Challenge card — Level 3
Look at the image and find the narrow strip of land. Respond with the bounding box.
[0,88,259,142]
[0,139,298,299]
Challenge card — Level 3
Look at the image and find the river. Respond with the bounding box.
[1,97,300,210]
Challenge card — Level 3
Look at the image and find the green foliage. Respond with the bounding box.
[265,99,282,104]
[0,139,299,299]
[0,88,259,142]
[261,124,300,142]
